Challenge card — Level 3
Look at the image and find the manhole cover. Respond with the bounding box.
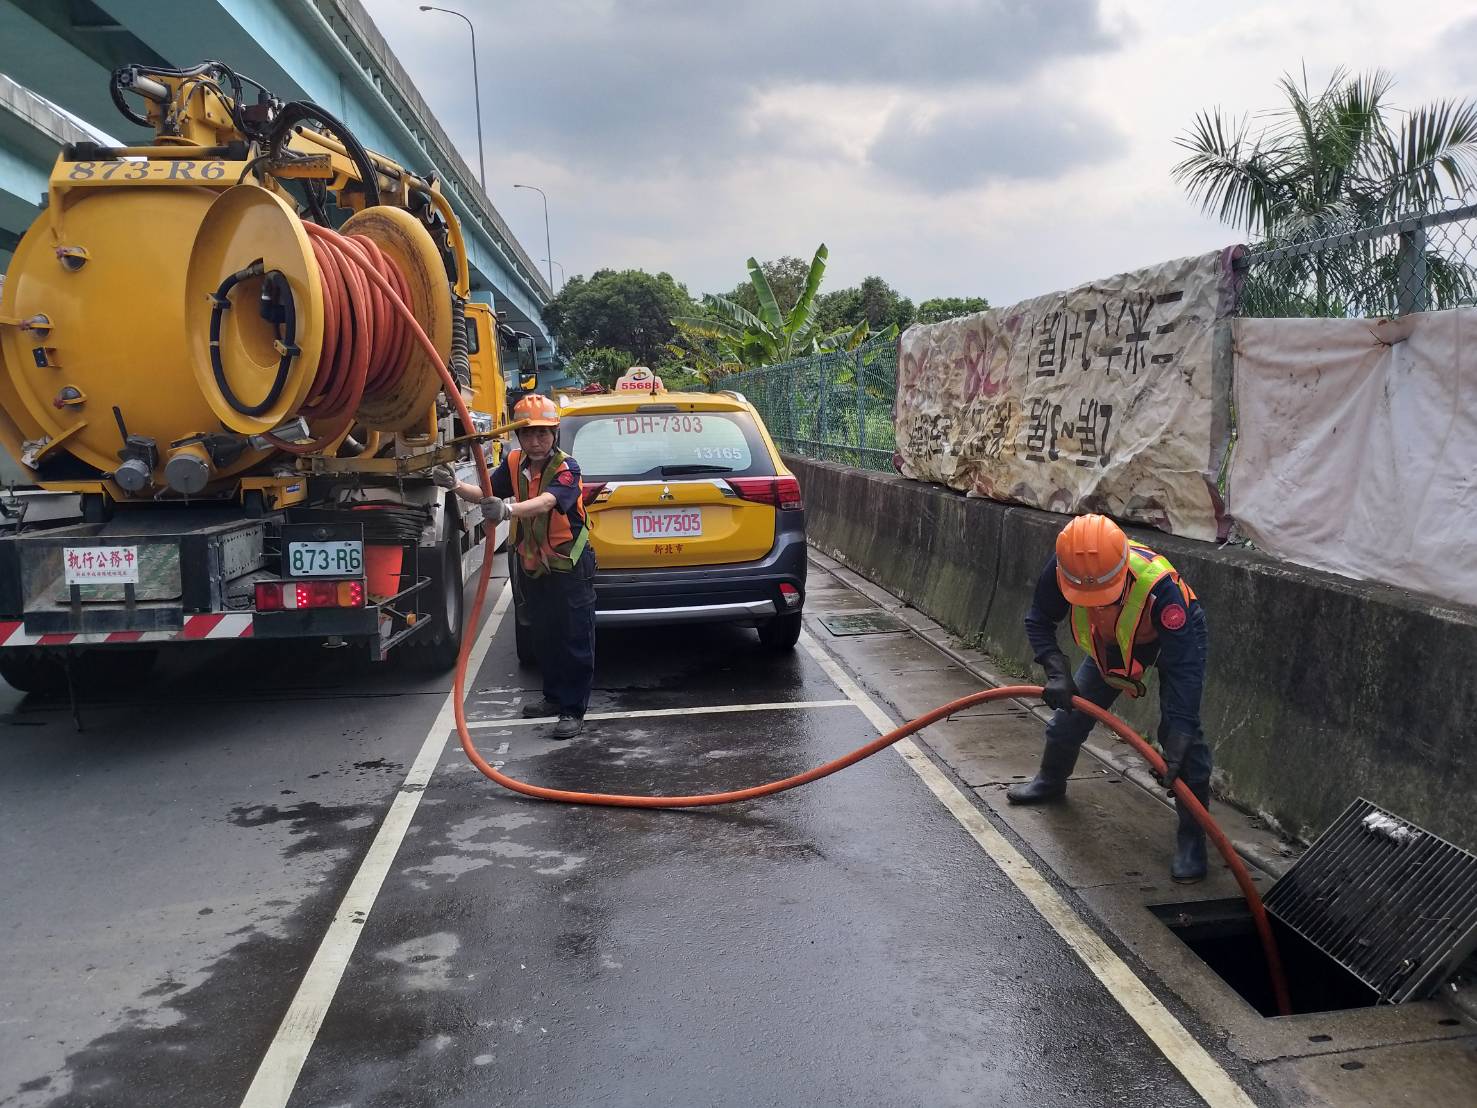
[819,612,909,636]
[1264,798,1477,1003]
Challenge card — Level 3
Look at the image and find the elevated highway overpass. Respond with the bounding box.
[0,0,557,368]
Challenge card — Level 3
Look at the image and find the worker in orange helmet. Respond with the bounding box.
[437,393,595,739]
[1009,514,1212,882]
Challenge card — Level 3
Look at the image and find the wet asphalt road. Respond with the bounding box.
[1,560,1211,1107]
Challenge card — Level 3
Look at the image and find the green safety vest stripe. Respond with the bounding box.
[1070,548,1178,696]
[512,449,588,577]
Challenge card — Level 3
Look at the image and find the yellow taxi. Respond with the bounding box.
[534,367,806,651]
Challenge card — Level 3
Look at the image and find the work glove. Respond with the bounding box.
[1040,650,1078,713]
[1155,730,1194,790]
[479,496,512,524]
[430,464,458,490]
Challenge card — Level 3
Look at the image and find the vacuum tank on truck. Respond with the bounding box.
[0,60,525,692]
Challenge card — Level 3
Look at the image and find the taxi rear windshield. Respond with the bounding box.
[561,409,776,481]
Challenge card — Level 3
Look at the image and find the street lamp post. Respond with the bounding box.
[418,5,485,194]
[541,258,565,288]
[514,183,553,291]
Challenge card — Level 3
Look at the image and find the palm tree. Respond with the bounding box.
[1173,68,1477,314]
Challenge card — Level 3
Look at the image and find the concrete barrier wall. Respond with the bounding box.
[790,456,1477,851]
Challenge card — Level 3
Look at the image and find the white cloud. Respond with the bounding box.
[363,0,1477,305]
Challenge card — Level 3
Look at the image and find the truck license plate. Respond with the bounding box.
[285,540,364,577]
[631,508,703,539]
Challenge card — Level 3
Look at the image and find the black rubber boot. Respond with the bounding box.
[1006,737,1081,804]
[1172,780,1212,883]
[551,713,585,740]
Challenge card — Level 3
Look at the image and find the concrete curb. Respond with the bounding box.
[808,547,1303,879]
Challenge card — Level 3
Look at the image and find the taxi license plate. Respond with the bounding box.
[285,540,364,577]
[631,508,703,539]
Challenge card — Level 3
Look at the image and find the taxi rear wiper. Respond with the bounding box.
[660,464,735,475]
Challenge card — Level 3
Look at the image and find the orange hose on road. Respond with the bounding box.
[328,227,1295,1019]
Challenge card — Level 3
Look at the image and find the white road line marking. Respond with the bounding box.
[798,631,1258,1108]
[466,699,855,729]
[239,582,513,1108]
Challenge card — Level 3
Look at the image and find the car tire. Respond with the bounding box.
[403,536,465,673]
[86,647,158,690]
[757,611,802,651]
[0,651,67,694]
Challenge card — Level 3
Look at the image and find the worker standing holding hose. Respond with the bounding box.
[1007,514,1212,883]
[436,394,596,739]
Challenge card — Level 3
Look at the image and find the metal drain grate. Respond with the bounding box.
[818,612,909,636]
[1264,798,1477,1003]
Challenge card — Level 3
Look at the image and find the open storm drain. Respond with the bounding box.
[1156,799,1477,1016]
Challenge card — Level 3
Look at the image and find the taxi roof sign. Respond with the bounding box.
[614,366,664,393]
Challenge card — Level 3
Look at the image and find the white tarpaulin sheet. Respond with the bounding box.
[1230,311,1477,604]
[895,250,1234,541]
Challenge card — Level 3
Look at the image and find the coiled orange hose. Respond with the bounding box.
[325,227,1295,1018]
[266,223,413,454]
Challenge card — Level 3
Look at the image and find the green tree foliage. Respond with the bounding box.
[543,269,695,368]
[565,347,635,389]
[1174,68,1477,314]
[1175,68,1477,235]
[722,256,813,320]
[817,276,915,333]
[916,296,991,324]
[671,245,901,373]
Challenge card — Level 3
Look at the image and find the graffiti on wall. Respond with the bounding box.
[895,252,1232,541]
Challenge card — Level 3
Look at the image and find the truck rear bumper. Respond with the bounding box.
[0,612,257,647]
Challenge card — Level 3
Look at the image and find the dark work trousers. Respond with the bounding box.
[517,548,596,716]
[1043,610,1212,788]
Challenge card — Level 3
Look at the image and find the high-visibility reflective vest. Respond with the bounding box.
[507,448,589,577]
[1070,546,1195,698]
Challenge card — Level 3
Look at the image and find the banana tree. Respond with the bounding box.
[672,243,831,366]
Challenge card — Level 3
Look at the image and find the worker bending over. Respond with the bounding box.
[1009,514,1212,883]
[438,393,595,739]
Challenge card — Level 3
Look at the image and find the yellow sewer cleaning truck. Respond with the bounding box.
[0,60,523,692]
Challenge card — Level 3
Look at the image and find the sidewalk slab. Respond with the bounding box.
[1258,1038,1477,1107]
[978,776,1212,892]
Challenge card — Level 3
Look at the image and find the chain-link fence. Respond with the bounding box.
[715,337,898,471]
[1234,193,1477,317]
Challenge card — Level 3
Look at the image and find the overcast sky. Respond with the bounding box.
[362,0,1477,305]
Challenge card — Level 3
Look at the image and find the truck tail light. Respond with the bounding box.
[728,476,803,510]
[255,579,366,611]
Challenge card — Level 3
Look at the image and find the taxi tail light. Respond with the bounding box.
[581,481,608,506]
[778,583,802,608]
[729,476,803,510]
[255,580,366,611]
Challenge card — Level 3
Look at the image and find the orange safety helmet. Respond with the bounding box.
[513,393,560,428]
[1055,514,1130,607]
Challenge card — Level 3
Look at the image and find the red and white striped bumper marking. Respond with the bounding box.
[0,613,254,647]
